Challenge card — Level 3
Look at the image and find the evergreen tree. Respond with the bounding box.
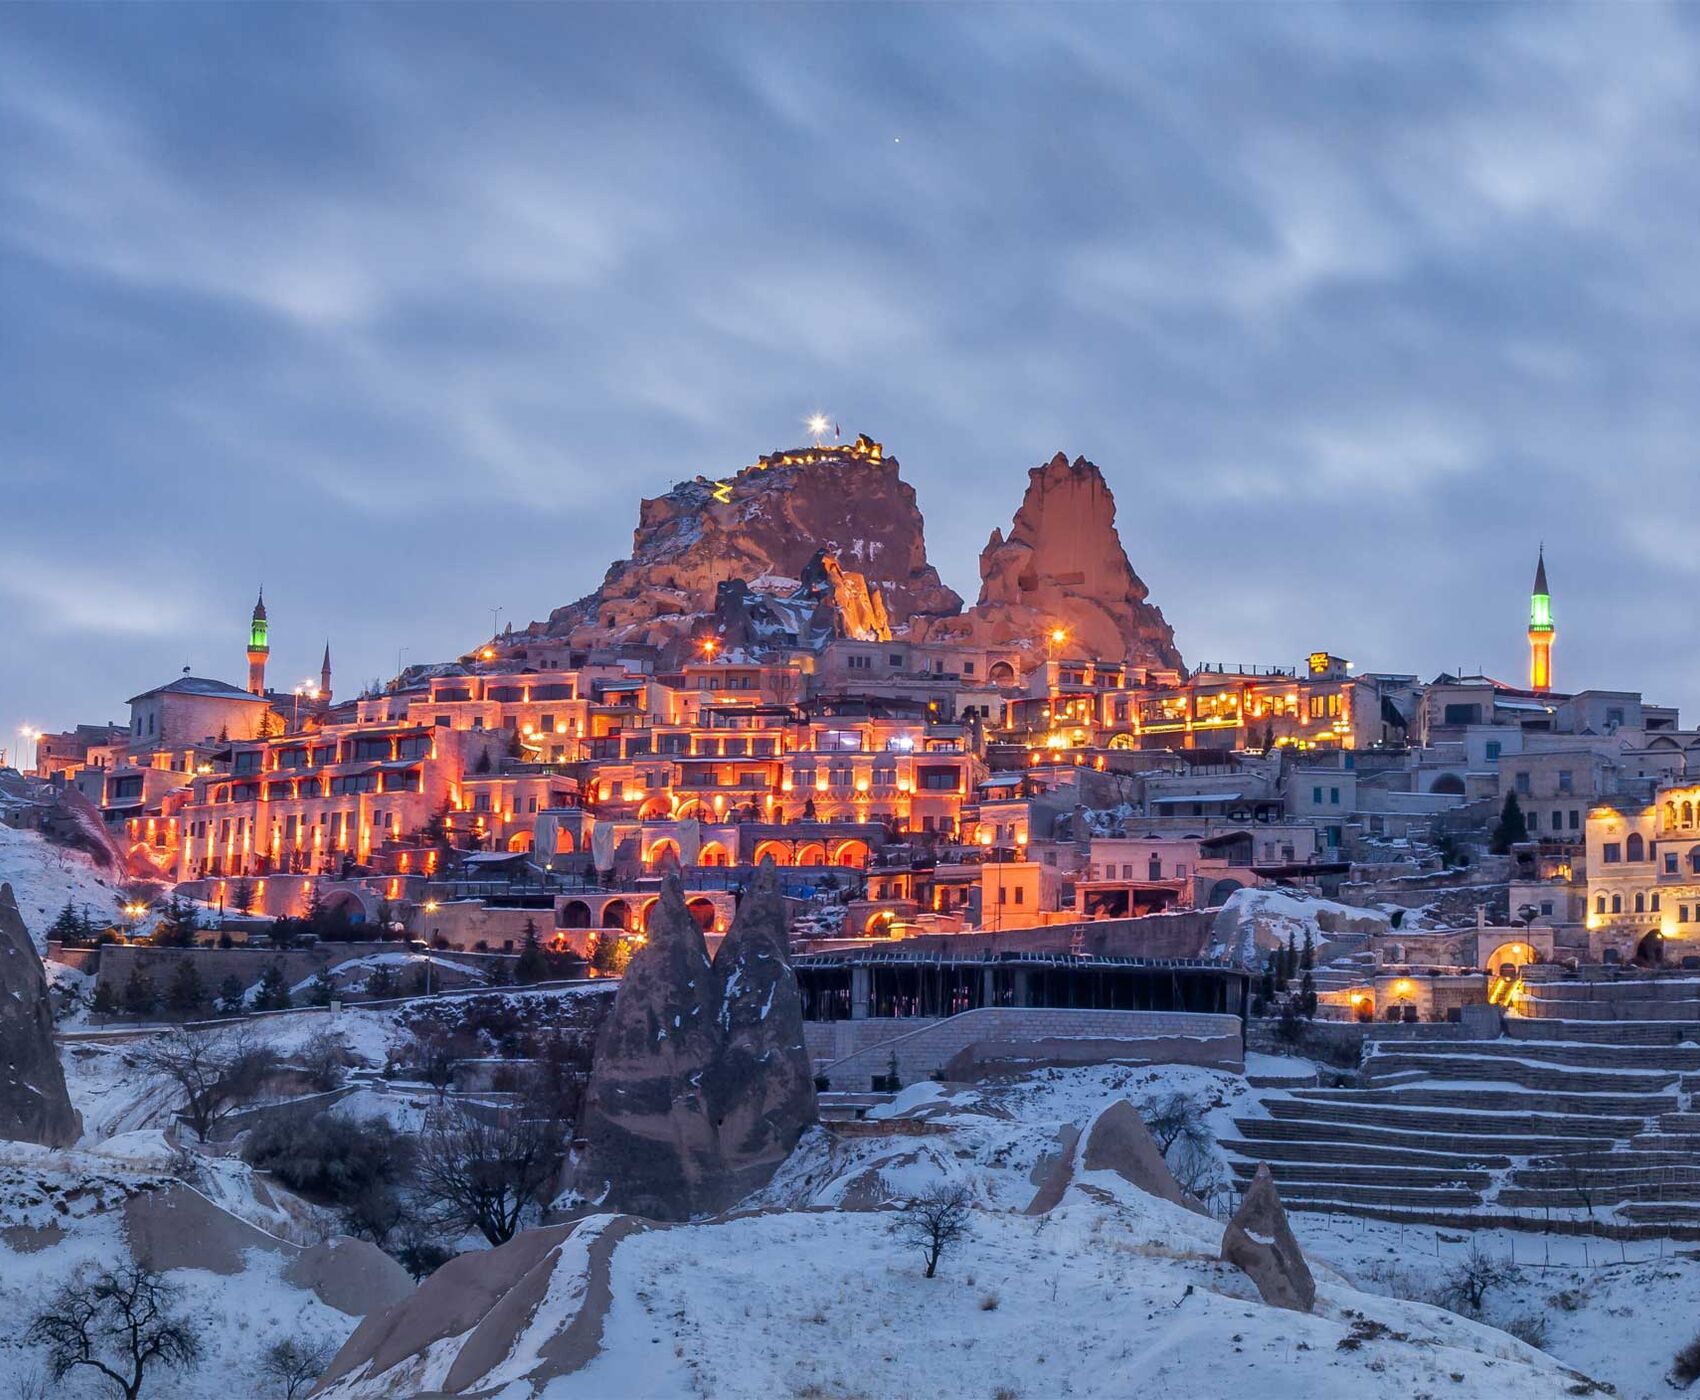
[164,960,206,1017]
[1259,964,1276,1008]
[365,964,399,1000]
[1272,946,1289,994]
[216,974,247,1015]
[91,980,120,1016]
[155,896,200,948]
[46,902,88,944]
[230,878,255,914]
[253,963,292,1012]
[1300,969,1318,1019]
[1300,929,1314,973]
[121,966,158,1017]
[1490,792,1529,854]
[591,932,631,978]
[305,966,338,1008]
[513,919,549,984]
[1284,932,1299,985]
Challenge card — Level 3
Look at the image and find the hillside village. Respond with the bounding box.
[6,439,1700,1397]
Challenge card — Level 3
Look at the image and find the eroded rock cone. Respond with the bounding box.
[573,877,724,1219]
[1220,1162,1315,1312]
[1080,1099,1199,1211]
[0,882,81,1147]
[707,860,817,1200]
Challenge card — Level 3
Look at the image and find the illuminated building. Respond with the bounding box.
[1528,548,1554,694]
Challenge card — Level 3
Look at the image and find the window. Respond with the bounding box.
[1312,786,1323,804]
[1570,810,1580,830]
[1667,853,1680,874]
[963,662,975,676]
[1604,842,1622,863]
[1635,893,1646,913]
[1627,833,1645,862]
[1558,770,1574,795]
[1527,811,1539,832]
[1652,893,1662,912]
[1485,741,1502,762]
[1597,895,1607,914]
[1612,894,1623,913]
[1329,787,1340,805]
[889,654,903,667]
[1540,900,1554,916]
[1515,772,1531,796]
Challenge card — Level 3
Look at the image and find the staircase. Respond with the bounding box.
[1226,1018,1700,1236]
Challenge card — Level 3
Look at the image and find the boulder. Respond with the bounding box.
[922,452,1181,672]
[1220,1162,1316,1312]
[705,861,818,1201]
[0,882,81,1147]
[570,876,726,1219]
[1026,1100,1199,1214]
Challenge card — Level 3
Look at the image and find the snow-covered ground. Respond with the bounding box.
[0,824,129,952]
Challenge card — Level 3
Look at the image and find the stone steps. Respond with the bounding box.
[1506,1018,1700,1045]
[1228,1160,1491,1191]
[1232,1115,1594,1160]
[1292,1086,1676,1117]
[1219,1137,1511,1171]
[1263,1097,1639,1139]
[1260,1181,1486,1210]
[1372,1037,1700,1069]
[1363,1055,1683,1093]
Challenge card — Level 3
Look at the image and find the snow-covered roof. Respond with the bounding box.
[1151,791,1243,804]
[126,676,267,705]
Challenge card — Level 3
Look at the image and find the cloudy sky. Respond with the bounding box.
[4,3,1699,749]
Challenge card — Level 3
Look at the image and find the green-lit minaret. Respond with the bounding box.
[1528,549,1553,693]
[247,589,270,695]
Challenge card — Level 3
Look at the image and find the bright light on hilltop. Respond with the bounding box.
[806,413,831,443]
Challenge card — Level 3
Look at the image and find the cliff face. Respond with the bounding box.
[922,452,1182,670]
[538,436,961,650]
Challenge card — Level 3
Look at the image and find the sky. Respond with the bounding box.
[4,3,1700,756]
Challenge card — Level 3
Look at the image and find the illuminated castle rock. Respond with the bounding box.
[533,436,961,651]
[921,452,1182,670]
[1528,548,1554,693]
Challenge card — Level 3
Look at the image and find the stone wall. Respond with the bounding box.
[887,908,1216,961]
[810,1007,1241,1088]
[93,942,505,1000]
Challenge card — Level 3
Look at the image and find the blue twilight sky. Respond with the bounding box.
[4,3,1700,750]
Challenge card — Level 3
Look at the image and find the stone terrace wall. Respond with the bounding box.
[813,1007,1241,1087]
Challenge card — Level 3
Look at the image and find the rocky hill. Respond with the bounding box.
[533,435,961,651]
[920,451,1182,669]
[522,437,1182,673]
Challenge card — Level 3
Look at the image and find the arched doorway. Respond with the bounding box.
[794,842,826,866]
[1205,878,1243,907]
[987,661,1016,686]
[506,831,534,853]
[645,838,681,870]
[559,900,592,929]
[1430,773,1466,796]
[638,795,673,821]
[601,899,631,931]
[865,909,897,937]
[1638,930,1667,964]
[1485,939,1538,976]
[686,897,716,931]
[553,828,575,855]
[754,840,791,867]
[699,841,731,867]
[832,839,869,868]
[638,897,659,933]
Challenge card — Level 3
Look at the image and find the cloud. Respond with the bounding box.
[4,3,1700,729]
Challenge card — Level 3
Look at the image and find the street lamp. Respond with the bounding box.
[16,725,39,774]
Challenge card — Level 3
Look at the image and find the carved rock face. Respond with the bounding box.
[923,452,1182,672]
[574,878,725,1219]
[0,883,81,1148]
[570,865,818,1220]
[538,448,961,650]
[1220,1162,1316,1312]
[705,864,818,1200]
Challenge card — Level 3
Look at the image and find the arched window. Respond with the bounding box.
[1596,895,1607,915]
[1612,894,1623,914]
[1652,893,1662,912]
[1689,845,1700,875]
[1635,892,1646,913]
[1628,833,1645,862]
[1685,801,1695,826]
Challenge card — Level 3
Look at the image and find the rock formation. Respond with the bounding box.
[569,864,818,1220]
[1220,1162,1316,1312]
[702,548,893,655]
[705,862,818,1200]
[535,436,960,651]
[0,882,81,1147]
[571,877,724,1219]
[924,452,1181,671]
[1025,1099,1197,1214]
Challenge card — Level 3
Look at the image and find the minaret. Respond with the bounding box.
[320,642,333,705]
[1528,548,1554,693]
[247,589,270,695]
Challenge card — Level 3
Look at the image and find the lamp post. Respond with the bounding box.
[16,725,39,775]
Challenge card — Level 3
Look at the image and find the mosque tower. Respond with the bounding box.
[247,590,270,695]
[1528,548,1554,694]
[320,641,333,705]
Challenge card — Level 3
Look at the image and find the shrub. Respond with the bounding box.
[242,1112,415,1206]
[1500,1313,1548,1349]
[1673,1334,1700,1388]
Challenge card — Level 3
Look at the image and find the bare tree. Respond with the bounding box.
[1141,1091,1212,1156]
[416,1096,565,1246]
[260,1336,333,1400]
[27,1262,202,1400]
[1438,1243,1520,1318]
[135,1024,279,1141]
[890,1182,974,1279]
